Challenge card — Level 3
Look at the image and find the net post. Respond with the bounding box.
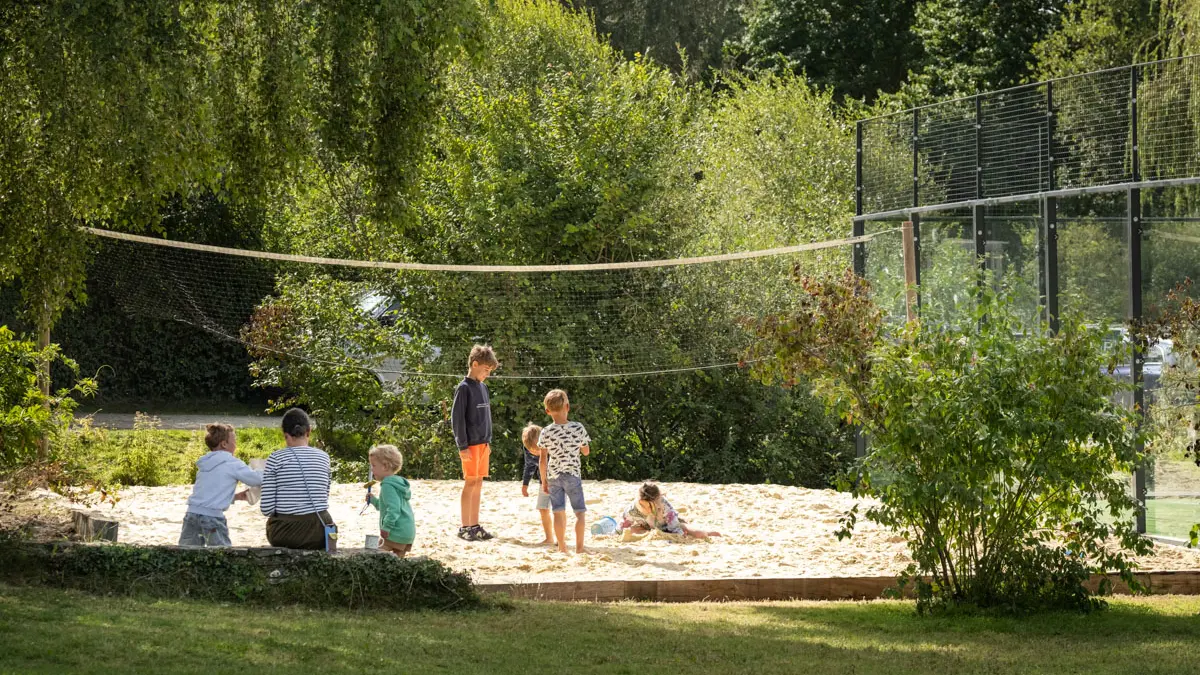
[1128,65,1147,535]
[902,220,918,322]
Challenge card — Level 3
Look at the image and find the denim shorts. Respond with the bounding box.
[548,474,586,513]
[178,512,232,547]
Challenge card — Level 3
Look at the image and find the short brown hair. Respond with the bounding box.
[543,388,569,412]
[369,444,404,474]
[468,344,499,370]
[204,423,235,450]
[639,482,661,502]
[521,423,542,451]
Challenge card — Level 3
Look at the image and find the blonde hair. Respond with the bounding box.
[204,423,235,450]
[369,444,404,475]
[543,388,569,412]
[521,423,542,451]
[467,344,499,370]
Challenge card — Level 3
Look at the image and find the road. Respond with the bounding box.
[77,413,282,431]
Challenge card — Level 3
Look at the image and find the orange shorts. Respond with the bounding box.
[460,443,491,479]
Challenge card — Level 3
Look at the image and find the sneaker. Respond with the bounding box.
[457,526,473,541]
[474,526,494,541]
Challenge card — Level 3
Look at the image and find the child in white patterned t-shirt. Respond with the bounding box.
[537,388,591,554]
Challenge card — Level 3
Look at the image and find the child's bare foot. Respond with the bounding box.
[558,543,569,554]
[576,546,587,554]
[538,538,555,546]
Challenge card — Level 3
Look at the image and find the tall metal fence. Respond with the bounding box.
[853,55,1200,540]
[856,55,1200,219]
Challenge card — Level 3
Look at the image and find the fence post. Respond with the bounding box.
[854,121,866,278]
[974,95,987,284]
[1044,80,1060,333]
[854,120,868,460]
[1129,65,1147,535]
[911,110,922,309]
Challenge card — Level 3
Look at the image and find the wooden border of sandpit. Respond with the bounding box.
[476,570,1200,602]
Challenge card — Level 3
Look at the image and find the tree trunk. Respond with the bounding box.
[36,299,51,461]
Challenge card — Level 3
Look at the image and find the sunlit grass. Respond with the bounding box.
[0,584,1197,674]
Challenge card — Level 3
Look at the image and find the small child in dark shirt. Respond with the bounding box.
[521,423,555,546]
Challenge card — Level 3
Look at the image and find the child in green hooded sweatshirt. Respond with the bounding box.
[367,444,416,556]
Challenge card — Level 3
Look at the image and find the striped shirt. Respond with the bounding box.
[259,446,331,516]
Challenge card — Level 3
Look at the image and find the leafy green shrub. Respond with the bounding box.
[331,458,371,484]
[0,326,97,465]
[108,414,170,487]
[243,276,437,460]
[0,534,480,611]
[45,424,284,487]
[748,272,1152,614]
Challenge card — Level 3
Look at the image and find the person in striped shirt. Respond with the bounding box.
[260,408,335,550]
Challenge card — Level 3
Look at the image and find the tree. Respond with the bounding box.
[413,0,695,268]
[689,70,855,257]
[244,0,856,482]
[567,0,745,81]
[1157,0,1200,57]
[896,0,1066,104]
[0,0,482,452]
[1032,0,1159,80]
[736,0,921,102]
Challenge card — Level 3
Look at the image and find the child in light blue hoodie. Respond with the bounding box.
[178,423,263,547]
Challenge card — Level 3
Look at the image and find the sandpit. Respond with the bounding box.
[18,480,1200,584]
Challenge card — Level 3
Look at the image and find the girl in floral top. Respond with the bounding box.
[620,483,721,539]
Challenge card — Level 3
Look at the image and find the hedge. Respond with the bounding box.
[0,535,481,611]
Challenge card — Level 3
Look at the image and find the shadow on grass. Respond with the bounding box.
[0,585,1197,674]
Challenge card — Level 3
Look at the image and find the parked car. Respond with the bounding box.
[357,292,442,391]
[1100,327,1174,406]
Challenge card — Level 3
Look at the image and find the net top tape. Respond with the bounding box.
[82,227,882,273]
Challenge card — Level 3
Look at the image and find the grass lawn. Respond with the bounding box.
[68,426,285,486]
[1146,499,1200,540]
[1,585,1198,674]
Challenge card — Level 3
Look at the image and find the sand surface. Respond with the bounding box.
[17,480,1200,584]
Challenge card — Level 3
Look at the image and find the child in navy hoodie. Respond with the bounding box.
[178,423,263,547]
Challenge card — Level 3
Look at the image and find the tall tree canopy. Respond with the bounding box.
[737,0,921,102]
[1033,0,1158,79]
[568,0,744,81]
[0,0,481,334]
[899,0,1065,102]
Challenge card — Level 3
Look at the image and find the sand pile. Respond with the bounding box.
[17,479,1200,584]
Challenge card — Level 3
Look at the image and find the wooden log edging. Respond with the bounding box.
[477,570,1200,603]
[70,511,119,542]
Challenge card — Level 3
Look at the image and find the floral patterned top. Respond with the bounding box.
[622,497,685,535]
